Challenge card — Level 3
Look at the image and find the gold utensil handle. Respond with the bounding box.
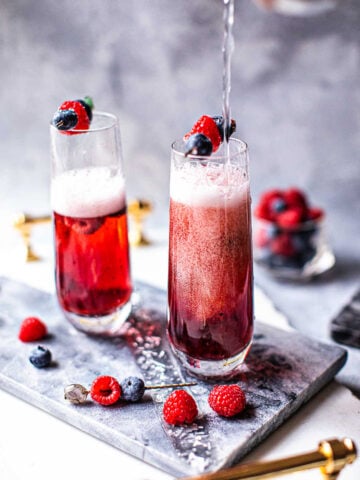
[13,213,51,228]
[128,199,152,247]
[13,212,51,262]
[182,438,357,480]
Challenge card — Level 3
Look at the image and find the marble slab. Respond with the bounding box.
[0,276,346,476]
[330,287,360,349]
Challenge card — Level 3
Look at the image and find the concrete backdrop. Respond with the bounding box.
[0,0,359,392]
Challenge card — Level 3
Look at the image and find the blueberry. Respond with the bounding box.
[52,109,78,130]
[290,233,307,252]
[300,245,317,264]
[269,254,303,270]
[212,115,236,140]
[29,346,52,368]
[185,133,213,157]
[120,376,145,402]
[271,198,287,213]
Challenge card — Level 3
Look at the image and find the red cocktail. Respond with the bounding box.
[54,207,131,317]
[50,112,132,335]
[167,139,253,378]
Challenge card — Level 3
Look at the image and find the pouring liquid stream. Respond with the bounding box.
[222,0,235,171]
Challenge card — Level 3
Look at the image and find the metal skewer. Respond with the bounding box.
[181,438,357,480]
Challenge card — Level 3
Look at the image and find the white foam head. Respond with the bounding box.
[51,167,126,218]
[170,163,249,208]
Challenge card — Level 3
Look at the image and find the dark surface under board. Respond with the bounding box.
[0,276,346,476]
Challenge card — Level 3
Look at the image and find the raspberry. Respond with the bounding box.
[307,207,324,221]
[254,202,272,221]
[184,115,222,152]
[163,390,198,425]
[260,189,284,205]
[255,189,285,221]
[208,384,246,417]
[90,375,121,406]
[271,233,296,257]
[64,216,105,235]
[59,100,90,131]
[277,208,303,228]
[255,227,270,248]
[18,316,47,342]
[284,188,308,209]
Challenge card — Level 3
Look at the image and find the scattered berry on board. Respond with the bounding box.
[183,114,236,156]
[18,316,47,342]
[64,377,197,406]
[163,389,198,425]
[120,376,146,402]
[208,384,246,418]
[90,375,122,406]
[29,345,52,369]
[52,96,94,132]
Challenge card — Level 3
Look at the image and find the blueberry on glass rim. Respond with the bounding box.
[184,133,213,157]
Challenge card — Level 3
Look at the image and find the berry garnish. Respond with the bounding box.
[208,384,246,417]
[184,115,222,152]
[255,187,322,227]
[77,96,94,121]
[271,233,296,257]
[18,316,47,342]
[211,115,236,141]
[120,376,145,402]
[29,345,52,368]
[284,188,308,209]
[270,197,287,214]
[52,97,94,132]
[64,216,105,235]
[163,390,198,425]
[184,133,213,157]
[307,207,324,221]
[90,375,121,406]
[277,208,303,228]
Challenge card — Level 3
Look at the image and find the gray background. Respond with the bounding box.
[0,1,359,392]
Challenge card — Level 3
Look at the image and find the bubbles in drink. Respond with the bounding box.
[51,166,126,218]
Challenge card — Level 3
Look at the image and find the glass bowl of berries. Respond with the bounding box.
[253,188,336,280]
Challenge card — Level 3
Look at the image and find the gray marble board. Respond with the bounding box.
[0,276,346,477]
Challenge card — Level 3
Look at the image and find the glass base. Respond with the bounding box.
[170,340,252,380]
[63,298,132,336]
[256,247,336,281]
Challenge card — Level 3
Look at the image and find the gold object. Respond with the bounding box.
[182,438,357,480]
[128,199,152,247]
[13,212,51,262]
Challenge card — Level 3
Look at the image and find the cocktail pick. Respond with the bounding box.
[64,379,197,405]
